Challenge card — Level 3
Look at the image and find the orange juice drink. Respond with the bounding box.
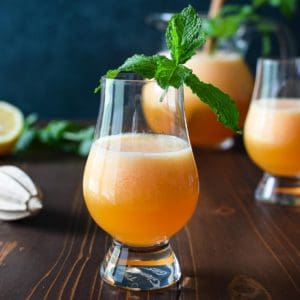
[244,99,300,176]
[83,134,199,246]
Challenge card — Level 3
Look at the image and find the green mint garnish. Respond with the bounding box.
[203,0,297,56]
[95,5,241,133]
[166,5,206,64]
[184,73,241,134]
[253,0,297,17]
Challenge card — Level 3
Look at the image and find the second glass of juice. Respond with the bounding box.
[244,58,300,205]
[83,74,199,290]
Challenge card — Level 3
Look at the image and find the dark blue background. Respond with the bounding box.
[0,0,299,118]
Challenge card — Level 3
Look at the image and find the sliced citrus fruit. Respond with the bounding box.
[0,101,24,155]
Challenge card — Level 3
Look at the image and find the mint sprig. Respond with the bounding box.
[166,5,206,64]
[95,5,241,133]
[253,0,297,17]
[14,115,94,157]
[203,0,297,56]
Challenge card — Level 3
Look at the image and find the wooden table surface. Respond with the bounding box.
[0,143,299,300]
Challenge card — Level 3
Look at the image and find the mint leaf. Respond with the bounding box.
[184,72,240,133]
[13,128,38,153]
[279,0,297,17]
[24,113,38,127]
[203,15,244,39]
[14,116,95,156]
[94,54,159,93]
[119,54,158,78]
[63,126,94,142]
[78,139,93,157]
[253,0,297,16]
[106,69,120,79]
[166,5,206,64]
[108,54,159,80]
[39,121,72,144]
[204,5,253,39]
[13,114,39,153]
[219,5,246,15]
[155,56,191,88]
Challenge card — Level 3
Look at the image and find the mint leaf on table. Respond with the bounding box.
[24,113,38,127]
[39,121,71,145]
[13,114,39,153]
[63,126,94,142]
[13,128,38,153]
[13,115,95,157]
[166,5,206,64]
[78,139,93,157]
[94,5,241,133]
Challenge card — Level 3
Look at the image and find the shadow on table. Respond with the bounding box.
[10,205,90,235]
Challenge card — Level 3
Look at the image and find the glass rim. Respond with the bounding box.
[101,76,156,84]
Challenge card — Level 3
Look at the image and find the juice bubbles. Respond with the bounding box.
[142,51,254,147]
[83,134,199,246]
[244,99,300,176]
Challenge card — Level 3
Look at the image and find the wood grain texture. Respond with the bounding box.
[0,146,299,300]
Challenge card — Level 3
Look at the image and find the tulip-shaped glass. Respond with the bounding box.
[244,58,300,205]
[83,74,199,290]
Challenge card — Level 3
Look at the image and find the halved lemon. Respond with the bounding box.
[0,101,24,155]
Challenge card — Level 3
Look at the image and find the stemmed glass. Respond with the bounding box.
[83,74,199,290]
[244,58,300,205]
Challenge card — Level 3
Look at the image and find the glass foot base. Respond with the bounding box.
[100,240,181,291]
[255,173,300,206]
